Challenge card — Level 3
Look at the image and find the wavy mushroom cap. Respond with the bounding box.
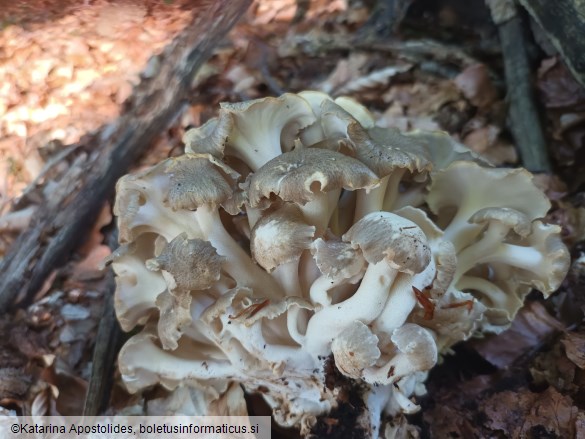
[347,121,432,177]
[343,211,431,275]
[310,237,366,282]
[331,320,380,379]
[247,147,379,207]
[250,205,316,272]
[146,233,224,292]
[468,207,532,237]
[164,153,240,211]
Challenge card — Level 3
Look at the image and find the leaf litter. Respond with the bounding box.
[0,0,585,436]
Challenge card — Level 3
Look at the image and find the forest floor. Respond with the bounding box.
[1,0,585,437]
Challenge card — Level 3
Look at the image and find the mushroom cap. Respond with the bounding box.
[146,233,224,292]
[333,96,375,128]
[347,121,432,177]
[427,161,551,224]
[343,211,431,275]
[331,320,381,379]
[468,207,531,238]
[368,128,488,171]
[183,114,231,157]
[164,153,240,211]
[250,205,316,272]
[221,94,316,164]
[388,323,437,377]
[247,147,379,207]
[108,235,167,331]
[310,237,366,281]
[156,290,192,350]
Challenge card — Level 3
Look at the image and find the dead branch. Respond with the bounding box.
[83,229,122,416]
[0,0,252,313]
[488,0,551,172]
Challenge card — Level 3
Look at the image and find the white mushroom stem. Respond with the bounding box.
[286,305,309,346]
[354,177,389,223]
[354,169,406,222]
[304,261,399,355]
[371,274,417,335]
[309,275,337,306]
[442,211,485,252]
[228,320,306,368]
[298,250,322,298]
[391,184,427,211]
[456,275,513,308]
[195,205,283,299]
[245,205,264,230]
[373,256,436,335]
[329,190,356,236]
[364,385,392,438]
[460,244,544,278]
[381,169,407,211]
[271,260,302,296]
[454,221,519,278]
[310,269,364,306]
[299,188,341,234]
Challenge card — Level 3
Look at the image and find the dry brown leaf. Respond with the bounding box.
[471,301,564,369]
[454,63,498,109]
[537,57,585,110]
[562,332,585,369]
[320,53,369,95]
[483,387,578,438]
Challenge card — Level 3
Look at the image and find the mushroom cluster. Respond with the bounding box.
[109,92,570,437]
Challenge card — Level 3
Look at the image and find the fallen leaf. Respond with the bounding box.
[562,331,585,369]
[471,301,564,369]
[483,387,578,438]
[454,63,498,109]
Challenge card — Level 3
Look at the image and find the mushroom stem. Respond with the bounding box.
[304,261,398,355]
[371,274,417,335]
[329,190,356,236]
[454,222,512,278]
[354,178,389,223]
[197,205,283,299]
[391,184,426,211]
[299,188,341,234]
[364,385,392,438]
[456,275,522,310]
[442,213,484,252]
[286,305,309,346]
[309,274,337,306]
[272,260,302,296]
[381,168,407,211]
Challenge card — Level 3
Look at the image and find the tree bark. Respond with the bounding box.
[518,0,585,88]
[0,0,252,313]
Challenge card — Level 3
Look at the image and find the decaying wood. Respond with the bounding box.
[0,0,252,313]
[518,0,585,88]
[83,229,122,416]
[488,0,551,172]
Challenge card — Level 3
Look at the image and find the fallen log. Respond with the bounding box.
[0,0,252,313]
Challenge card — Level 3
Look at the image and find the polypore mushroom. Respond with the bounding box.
[110,91,570,438]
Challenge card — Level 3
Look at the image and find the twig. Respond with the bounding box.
[487,0,551,172]
[83,229,122,416]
